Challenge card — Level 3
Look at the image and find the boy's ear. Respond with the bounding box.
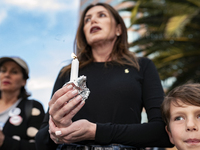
[165,125,175,144]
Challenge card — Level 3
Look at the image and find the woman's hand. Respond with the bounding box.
[48,116,64,144]
[49,118,96,144]
[0,130,5,147]
[49,84,85,127]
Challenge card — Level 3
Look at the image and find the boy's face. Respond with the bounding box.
[166,100,200,150]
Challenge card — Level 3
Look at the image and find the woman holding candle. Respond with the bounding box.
[35,3,173,150]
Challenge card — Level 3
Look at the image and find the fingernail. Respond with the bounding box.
[55,131,62,136]
[72,89,78,95]
[76,95,82,102]
[67,85,73,89]
[80,100,85,105]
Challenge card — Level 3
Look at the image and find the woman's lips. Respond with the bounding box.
[2,81,11,85]
[90,26,101,33]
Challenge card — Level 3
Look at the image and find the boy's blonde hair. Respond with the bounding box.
[161,83,200,131]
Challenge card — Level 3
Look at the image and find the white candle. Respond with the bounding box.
[70,53,79,82]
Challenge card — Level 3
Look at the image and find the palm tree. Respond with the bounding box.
[121,0,200,92]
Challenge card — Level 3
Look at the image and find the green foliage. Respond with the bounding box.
[121,0,200,92]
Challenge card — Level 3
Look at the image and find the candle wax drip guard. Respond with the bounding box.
[63,75,90,101]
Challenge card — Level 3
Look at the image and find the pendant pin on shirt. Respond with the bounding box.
[9,108,23,126]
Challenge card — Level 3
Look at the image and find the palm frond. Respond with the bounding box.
[121,0,200,90]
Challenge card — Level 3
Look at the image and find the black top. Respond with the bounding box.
[0,99,45,150]
[35,57,173,150]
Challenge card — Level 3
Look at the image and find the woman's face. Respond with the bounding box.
[0,61,26,94]
[83,5,121,46]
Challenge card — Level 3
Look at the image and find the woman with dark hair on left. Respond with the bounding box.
[0,56,45,150]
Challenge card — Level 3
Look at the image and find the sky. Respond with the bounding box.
[0,0,80,112]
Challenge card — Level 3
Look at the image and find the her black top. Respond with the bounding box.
[35,57,173,150]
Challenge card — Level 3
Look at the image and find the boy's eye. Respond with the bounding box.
[0,69,6,73]
[175,116,184,121]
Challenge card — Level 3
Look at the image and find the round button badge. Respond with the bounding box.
[9,108,21,117]
[9,115,23,126]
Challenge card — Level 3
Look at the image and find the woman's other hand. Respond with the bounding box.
[49,119,96,144]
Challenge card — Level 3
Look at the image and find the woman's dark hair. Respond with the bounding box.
[18,67,31,99]
[61,3,139,76]
[0,62,30,99]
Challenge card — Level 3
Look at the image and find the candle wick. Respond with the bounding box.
[73,55,77,59]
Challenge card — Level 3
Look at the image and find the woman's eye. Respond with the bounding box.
[175,116,184,121]
[100,13,106,17]
[11,70,18,74]
[197,114,200,119]
[85,18,90,23]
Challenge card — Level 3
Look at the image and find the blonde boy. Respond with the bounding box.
[161,83,200,150]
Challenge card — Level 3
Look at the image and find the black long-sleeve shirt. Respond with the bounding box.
[35,57,173,149]
[1,99,45,150]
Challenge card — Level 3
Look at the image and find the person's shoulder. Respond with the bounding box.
[137,56,151,62]
[137,57,158,74]
[27,99,44,110]
[27,99,41,104]
[137,57,153,66]
[58,66,70,79]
